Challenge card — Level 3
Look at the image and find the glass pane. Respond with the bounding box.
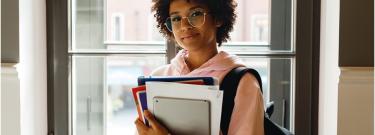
[72,0,105,50]
[72,0,292,51]
[72,0,165,50]
[71,55,166,135]
[240,57,293,130]
[105,0,163,42]
[226,0,292,51]
[230,0,271,44]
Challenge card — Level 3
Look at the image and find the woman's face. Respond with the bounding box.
[168,0,219,52]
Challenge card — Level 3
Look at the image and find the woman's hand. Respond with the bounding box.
[135,110,170,135]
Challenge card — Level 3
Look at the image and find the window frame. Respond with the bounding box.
[46,0,320,134]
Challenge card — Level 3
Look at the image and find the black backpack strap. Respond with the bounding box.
[219,67,263,135]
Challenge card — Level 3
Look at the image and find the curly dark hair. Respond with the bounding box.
[151,0,237,46]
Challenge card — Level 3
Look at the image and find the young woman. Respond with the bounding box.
[135,0,264,134]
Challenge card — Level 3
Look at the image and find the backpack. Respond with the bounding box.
[219,67,293,135]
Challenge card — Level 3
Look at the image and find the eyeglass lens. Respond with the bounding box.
[165,9,206,32]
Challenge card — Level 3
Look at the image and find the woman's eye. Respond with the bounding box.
[171,17,181,22]
[191,11,204,17]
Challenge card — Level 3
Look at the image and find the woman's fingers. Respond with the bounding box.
[144,110,162,129]
[136,111,169,135]
[135,118,149,134]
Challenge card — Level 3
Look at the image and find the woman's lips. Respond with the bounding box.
[181,33,199,41]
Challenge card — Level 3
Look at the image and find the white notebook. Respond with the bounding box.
[146,81,223,135]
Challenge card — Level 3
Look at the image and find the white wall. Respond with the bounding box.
[1,0,2,134]
[19,0,47,134]
[2,0,22,135]
[1,64,21,135]
[337,68,373,135]
[319,0,340,134]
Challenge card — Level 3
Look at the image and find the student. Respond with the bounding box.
[134,0,264,134]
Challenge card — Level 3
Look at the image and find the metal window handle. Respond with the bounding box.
[282,99,286,127]
[87,96,92,131]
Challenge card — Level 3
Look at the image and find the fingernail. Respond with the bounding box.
[144,110,150,116]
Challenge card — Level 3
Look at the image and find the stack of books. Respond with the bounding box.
[131,76,223,135]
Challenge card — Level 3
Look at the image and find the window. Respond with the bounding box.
[47,0,320,134]
[72,0,293,134]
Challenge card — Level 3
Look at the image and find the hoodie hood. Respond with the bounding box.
[170,49,245,75]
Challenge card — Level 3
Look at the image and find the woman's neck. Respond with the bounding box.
[184,46,219,71]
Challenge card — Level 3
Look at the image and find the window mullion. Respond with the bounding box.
[166,39,178,64]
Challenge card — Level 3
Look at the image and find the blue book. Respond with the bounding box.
[137,76,217,86]
[137,91,149,126]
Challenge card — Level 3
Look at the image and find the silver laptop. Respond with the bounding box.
[153,97,211,135]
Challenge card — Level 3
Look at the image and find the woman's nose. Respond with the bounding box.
[179,17,193,31]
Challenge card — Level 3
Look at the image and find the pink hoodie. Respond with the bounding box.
[151,50,265,135]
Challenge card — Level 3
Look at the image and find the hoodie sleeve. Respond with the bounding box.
[227,73,265,135]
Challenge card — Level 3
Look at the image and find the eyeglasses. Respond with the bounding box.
[164,9,208,32]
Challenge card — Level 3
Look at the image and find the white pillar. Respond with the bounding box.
[19,0,47,134]
[319,0,340,134]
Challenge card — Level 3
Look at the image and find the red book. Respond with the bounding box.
[131,85,146,122]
